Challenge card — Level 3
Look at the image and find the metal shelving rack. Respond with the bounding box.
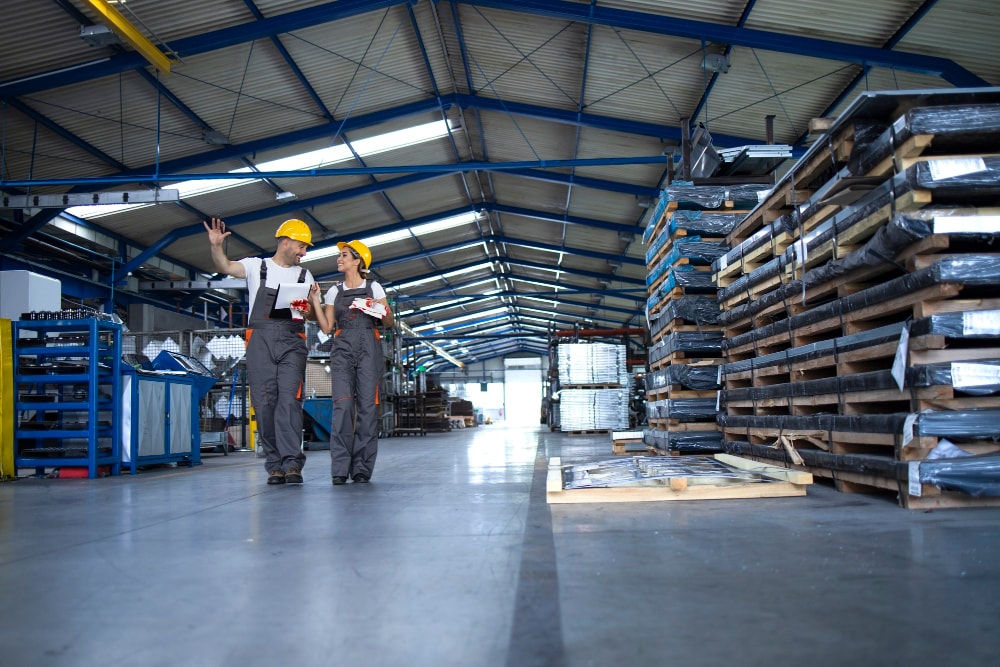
[13,318,122,478]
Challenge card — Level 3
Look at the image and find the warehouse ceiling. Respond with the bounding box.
[1,0,998,368]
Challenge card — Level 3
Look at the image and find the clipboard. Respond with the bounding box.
[273,282,311,309]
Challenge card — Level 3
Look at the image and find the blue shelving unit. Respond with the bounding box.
[13,319,122,479]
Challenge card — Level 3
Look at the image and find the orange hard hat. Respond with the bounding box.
[337,240,372,272]
[275,219,313,246]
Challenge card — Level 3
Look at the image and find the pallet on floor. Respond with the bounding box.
[546,454,812,504]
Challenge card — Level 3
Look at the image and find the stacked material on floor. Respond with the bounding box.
[556,342,629,431]
[713,88,1000,509]
[546,454,812,503]
[558,388,629,432]
[642,190,750,455]
[557,342,628,386]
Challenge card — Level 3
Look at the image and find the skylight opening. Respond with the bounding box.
[66,120,450,220]
[391,262,493,291]
[411,307,509,332]
[303,214,483,264]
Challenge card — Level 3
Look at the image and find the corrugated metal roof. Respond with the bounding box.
[2,0,998,366]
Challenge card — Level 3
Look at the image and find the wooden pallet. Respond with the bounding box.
[546,454,812,504]
[734,452,1000,510]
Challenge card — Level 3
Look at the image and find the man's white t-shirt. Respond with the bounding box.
[323,279,386,306]
[237,257,315,312]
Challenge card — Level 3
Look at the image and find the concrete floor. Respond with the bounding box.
[1,424,998,667]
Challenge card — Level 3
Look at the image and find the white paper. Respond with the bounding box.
[962,310,1000,335]
[317,330,330,344]
[274,283,311,309]
[950,362,1000,388]
[902,413,919,447]
[908,461,921,497]
[933,215,1000,235]
[891,323,910,391]
[927,157,986,181]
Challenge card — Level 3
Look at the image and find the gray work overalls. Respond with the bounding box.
[246,261,308,474]
[329,281,382,479]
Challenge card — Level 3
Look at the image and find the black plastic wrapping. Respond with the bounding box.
[647,365,721,391]
[719,409,1000,440]
[849,104,1000,178]
[721,361,1000,405]
[713,213,797,275]
[665,181,765,209]
[723,440,901,477]
[919,453,1000,497]
[910,309,1000,338]
[648,331,725,364]
[648,241,727,286]
[647,429,724,454]
[666,364,722,391]
[724,256,1000,352]
[721,322,905,376]
[669,210,746,237]
[646,269,717,315]
[647,296,720,331]
[665,398,718,421]
[720,209,1000,322]
[714,153,1000,278]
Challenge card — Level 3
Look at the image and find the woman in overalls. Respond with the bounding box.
[311,240,394,485]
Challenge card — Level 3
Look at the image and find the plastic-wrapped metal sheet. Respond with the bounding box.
[919,453,1000,497]
[665,182,766,209]
[646,269,716,315]
[648,331,724,364]
[669,210,746,237]
[664,364,721,391]
[721,322,905,376]
[719,409,1000,440]
[723,256,1000,352]
[645,429,724,453]
[713,154,1000,279]
[557,343,627,386]
[721,361,1000,404]
[560,455,773,489]
[719,208,1000,313]
[647,296,720,332]
[849,103,1000,178]
[558,388,629,431]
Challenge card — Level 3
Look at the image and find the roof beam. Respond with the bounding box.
[458,0,988,87]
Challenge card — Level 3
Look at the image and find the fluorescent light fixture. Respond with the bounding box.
[411,307,510,331]
[511,277,562,291]
[521,296,559,309]
[66,120,450,220]
[303,213,483,264]
[392,262,493,290]
[364,212,482,248]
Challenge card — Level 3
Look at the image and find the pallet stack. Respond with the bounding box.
[713,89,1000,508]
[556,342,630,433]
[642,189,752,455]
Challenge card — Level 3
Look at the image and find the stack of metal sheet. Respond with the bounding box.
[558,388,630,431]
[557,342,627,386]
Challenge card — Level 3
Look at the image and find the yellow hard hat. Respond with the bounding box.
[337,240,372,272]
[275,219,313,246]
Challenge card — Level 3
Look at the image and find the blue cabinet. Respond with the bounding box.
[13,319,122,478]
[122,369,200,473]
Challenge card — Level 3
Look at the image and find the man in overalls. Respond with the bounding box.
[204,217,316,485]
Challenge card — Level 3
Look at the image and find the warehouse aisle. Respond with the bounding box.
[1,425,998,666]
